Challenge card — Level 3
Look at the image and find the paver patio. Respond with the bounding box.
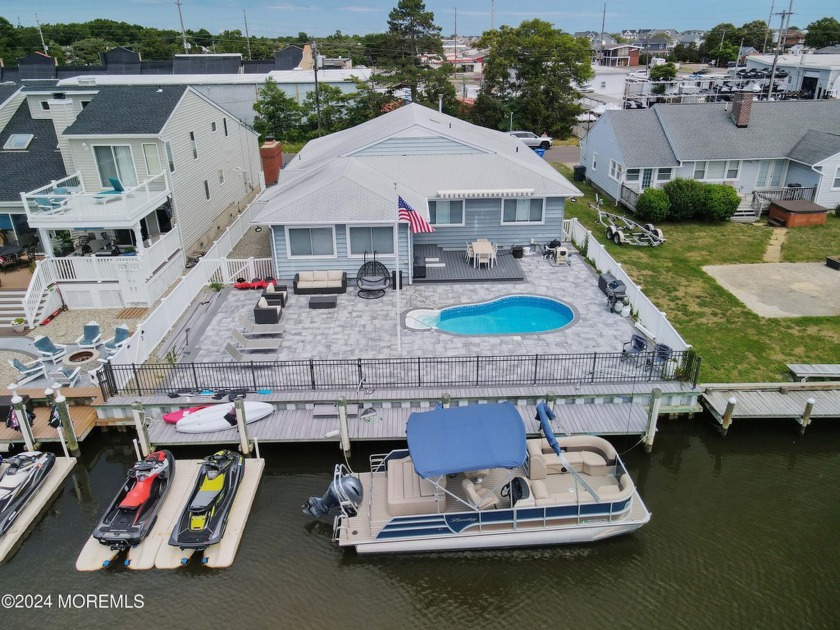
[183,250,637,363]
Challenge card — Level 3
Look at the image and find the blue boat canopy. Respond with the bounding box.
[406,402,527,478]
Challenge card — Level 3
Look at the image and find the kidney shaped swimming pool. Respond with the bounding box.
[407,295,576,335]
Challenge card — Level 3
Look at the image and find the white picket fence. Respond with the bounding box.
[566,218,689,351]
[108,198,270,379]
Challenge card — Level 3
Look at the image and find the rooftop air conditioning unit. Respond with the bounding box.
[77,76,96,86]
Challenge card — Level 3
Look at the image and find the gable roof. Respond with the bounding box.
[0,100,65,202]
[599,100,840,166]
[0,84,19,106]
[63,85,188,135]
[255,103,581,225]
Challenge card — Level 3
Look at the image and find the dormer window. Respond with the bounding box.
[3,134,34,150]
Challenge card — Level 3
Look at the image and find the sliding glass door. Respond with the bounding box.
[93,145,138,188]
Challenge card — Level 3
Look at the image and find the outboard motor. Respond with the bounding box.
[303,468,363,519]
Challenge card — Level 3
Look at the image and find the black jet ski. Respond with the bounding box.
[93,450,175,550]
[0,451,55,535]
[169,450,244,550]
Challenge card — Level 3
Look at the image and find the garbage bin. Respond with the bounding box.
[534,148,546,158]
[511,245,524,259]
[573,165,586,182]
[391,270,403,289]
[413,256,426,279]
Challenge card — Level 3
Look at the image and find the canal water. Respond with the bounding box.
[1,416,838,629]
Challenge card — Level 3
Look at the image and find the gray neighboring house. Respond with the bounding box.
[253,103,581,280]
[580,96,840,215]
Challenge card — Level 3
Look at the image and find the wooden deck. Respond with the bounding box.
[413,246,525,283]
[700,383,840,428]
[787,364,840,381]
[146,401,650,446]
[0,402,98,447]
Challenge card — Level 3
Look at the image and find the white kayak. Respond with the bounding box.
[175,401,274,434]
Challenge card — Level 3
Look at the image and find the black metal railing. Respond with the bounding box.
[98,351,701,400]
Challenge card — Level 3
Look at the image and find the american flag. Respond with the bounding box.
[398,196,435,233]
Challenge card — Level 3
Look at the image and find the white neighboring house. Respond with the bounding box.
[14,83,261,326]
[580,95,840,218]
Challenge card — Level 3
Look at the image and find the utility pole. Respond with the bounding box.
[453,7,458,80]
[598,3,607,66]
[768,0,795,101]
[175,0,189,54]
[35,14,48,54]
[715,29,726,68]
[762,0,775,53]
[243,10,252,61]
[311,41,322,136]
[491,0,495,30]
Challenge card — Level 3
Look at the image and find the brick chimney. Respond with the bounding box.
[730,93,752,128]
[259,137,283,187]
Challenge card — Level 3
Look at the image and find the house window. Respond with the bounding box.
[694,160,739,181]
[428,200,464,226]
[189,131,198,160]
[40,101,50,111]
[142,143,162,175]
[165,141,175,173]
[502,198,543,224]
[203,180,210,200]
[656,168,672,182]
[609,160,624,182]
[592,152,598,170]
[625,169,640,182]
[218,169,225,185]
[287,227,335,257]
[93,145,138,188]
[223,118,228,137]
[348,226,394,256]
[833,167,840,189]
[211,121,217,132]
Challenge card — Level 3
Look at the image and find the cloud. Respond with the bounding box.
[338,5,379,12]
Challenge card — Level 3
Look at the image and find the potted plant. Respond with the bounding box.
[11,317,26,333]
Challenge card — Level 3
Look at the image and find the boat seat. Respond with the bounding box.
[387,457,446,517]
[527,438,610,479]
[530,480,593,506]
[461,478,499,510]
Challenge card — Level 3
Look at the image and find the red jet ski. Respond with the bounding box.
[92,450,175,550]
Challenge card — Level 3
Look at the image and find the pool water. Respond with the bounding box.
[424,295,575,335]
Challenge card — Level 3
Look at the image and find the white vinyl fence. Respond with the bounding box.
[566,218,689,351]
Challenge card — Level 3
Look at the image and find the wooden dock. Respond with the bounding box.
[76,458,263,571]
[146,401,651,446]
[787,364,840,382]
[0,457,76,564]
[0,386,100,450]
[700,382,840,434]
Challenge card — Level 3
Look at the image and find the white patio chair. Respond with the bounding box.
[49,366,81,387]
[8,358,46,385]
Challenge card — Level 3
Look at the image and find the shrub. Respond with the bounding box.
[699,183,741,221]
[635,188,670,222]
[663,178,705,220]
[834,203,840,218]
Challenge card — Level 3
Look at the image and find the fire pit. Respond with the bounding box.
[63,349,101,372]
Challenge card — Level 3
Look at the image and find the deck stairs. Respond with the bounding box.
[730,193,759,223]
[414,244,446,268]
[0,290,28,328]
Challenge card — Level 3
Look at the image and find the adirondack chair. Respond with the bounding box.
[33,336,68,364]
[8,358,46,385]
[75,321,103,349]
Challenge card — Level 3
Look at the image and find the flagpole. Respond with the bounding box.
[394,183,402,352]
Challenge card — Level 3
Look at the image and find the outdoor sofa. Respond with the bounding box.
[293,271,347,295]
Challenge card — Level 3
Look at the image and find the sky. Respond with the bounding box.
[1,0,837,39]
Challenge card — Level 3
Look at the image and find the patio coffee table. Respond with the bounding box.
[309,295,337,309]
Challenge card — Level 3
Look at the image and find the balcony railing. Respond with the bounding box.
[22,172,170,228]
[620,184,641,211]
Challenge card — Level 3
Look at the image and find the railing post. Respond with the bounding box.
[417,357,421,387]
[533,354,539,384]
[475,356,480,386]
[309,359,316,390]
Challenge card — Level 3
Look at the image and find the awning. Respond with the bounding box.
[406,402,526,478]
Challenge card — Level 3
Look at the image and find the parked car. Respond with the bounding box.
[508,131,552,150]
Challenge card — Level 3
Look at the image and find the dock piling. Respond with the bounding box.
[337,397,350,456]
[8,384,36,452]
[131,401,151,457]
[721,397,737,436]
[644,388,662,453]
[799,398,815,435]
[53,387,80,457]
[234,396,251,456]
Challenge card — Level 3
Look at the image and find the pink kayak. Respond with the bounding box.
[163,405,211,424]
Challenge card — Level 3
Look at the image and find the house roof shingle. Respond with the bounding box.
[0,100,66,202]
[604,110,679,167]
[788,130,840,165]
[63,85,188,135]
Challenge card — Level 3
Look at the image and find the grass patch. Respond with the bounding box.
[555,164,840,383]
[781,214,840,261]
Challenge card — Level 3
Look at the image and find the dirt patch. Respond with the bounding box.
[704,262,840,317]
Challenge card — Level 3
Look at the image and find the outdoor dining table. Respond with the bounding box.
[471,241,494,268]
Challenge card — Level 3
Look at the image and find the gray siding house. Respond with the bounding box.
[253,103,581,281]
[580,97,840,215]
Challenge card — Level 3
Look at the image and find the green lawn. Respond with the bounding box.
[556,165,840,383]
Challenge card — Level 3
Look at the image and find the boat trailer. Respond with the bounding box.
[592,197,665,246]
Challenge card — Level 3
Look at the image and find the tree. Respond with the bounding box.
[476,19,593,137]
[253,77,302,141]
[0,17,18,61]
[69,38,114,65]
[343,78,398,127]
[805,17,840,49]
[373,0,444,102]
[649,62,676,81]
[301,84,349,136]
[672,42,701,63]
[738,20,771,51]
[699,23,737,63]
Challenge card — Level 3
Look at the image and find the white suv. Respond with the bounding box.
[508,131,552,150]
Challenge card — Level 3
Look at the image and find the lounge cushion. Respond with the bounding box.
[257,297,269,308]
